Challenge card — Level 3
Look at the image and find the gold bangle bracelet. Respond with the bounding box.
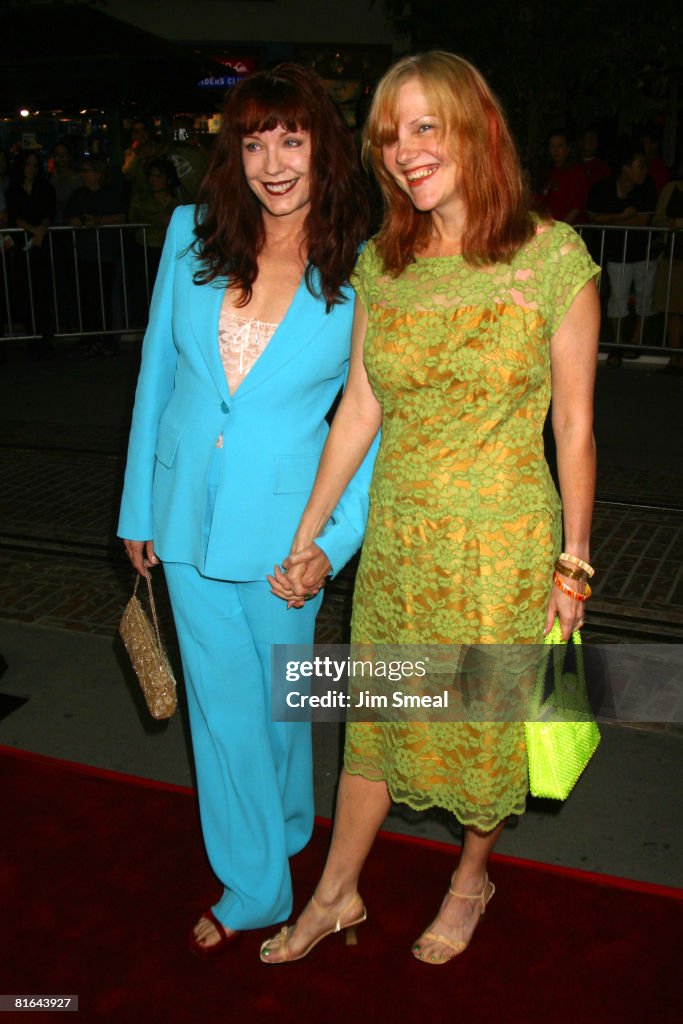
[558,552,595,578]
[554,560,588,582]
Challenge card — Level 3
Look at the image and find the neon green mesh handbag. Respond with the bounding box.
[525,619,600,800]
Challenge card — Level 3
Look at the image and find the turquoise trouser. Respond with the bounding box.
[164,561,322,930]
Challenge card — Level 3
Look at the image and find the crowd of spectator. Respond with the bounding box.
[536,127,681,373]
[1,116,681,372]
[0,119,208,358]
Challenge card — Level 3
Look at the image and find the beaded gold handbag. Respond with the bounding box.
[525,619,600,800]
[119,573,177,720]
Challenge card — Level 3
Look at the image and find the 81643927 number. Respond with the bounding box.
[0,996,78,1011]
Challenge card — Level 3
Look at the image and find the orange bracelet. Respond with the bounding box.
[553,572,591,602]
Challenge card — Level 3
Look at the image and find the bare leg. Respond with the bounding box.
[260,770,391,962]
[412,819,505,963]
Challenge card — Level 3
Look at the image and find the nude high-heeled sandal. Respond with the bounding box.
[411,875,495,964]
[260,893,367,964]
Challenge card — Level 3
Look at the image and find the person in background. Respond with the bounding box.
[129,157,181,294]
[167,117,209,203]
[50,140,82,225]
[588,145,657,365]
[48,139,83,333]
[578,128,611,193]
[63,157,126,356]
[640,130,669,195]
[653,155,683,375]
[122,119,159,210]
[5,150,56,356]
[539,130,588,225]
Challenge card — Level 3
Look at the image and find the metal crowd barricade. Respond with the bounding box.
[0,223,155,345]
[1,222,680,357]
[574,224,681,356]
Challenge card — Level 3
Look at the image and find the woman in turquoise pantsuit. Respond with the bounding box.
[118,66,375,956]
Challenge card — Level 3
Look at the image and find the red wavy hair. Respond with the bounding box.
[194,64,369,309]
[363,52,534,274]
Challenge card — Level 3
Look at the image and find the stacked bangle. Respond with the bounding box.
[554,560,587,582]
[553,572,591,602]
[558,552,595,578]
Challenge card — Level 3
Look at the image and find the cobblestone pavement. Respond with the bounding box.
[1,346,682,647]
[1,441,681,641]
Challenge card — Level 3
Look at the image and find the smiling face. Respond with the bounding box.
[241,125,312,222]
[381,78,461,221]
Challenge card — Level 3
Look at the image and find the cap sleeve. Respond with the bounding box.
[541,222,600,335]
[350,240,378,311]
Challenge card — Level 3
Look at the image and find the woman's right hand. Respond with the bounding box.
[267,543,331,608]
[123,539,159,577]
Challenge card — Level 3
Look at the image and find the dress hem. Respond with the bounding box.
[343,764,527,833]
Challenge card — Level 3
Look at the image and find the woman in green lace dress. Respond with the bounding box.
[262,52,600,965]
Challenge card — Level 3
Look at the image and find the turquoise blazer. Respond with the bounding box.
[118,205,376,580]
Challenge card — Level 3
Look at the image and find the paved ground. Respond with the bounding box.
[2,338,682,643]
[0,337,681,886]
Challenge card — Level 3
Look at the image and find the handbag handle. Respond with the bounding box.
[132,573,164,651]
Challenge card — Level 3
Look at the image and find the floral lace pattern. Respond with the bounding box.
[345,222,599,830]
[215,300,279,447]
[219,308,278,393]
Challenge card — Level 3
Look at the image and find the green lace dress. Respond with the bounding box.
[347,221,599,831]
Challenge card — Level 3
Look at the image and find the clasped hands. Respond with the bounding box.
[267,543,331,609]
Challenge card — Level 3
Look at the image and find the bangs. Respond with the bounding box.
[366,85,400,148]
[366,67,458,151]
[233,88,311,137]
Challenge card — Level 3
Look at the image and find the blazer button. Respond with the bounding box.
[221,401,229,413]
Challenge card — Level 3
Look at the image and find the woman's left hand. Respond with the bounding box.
[545,581,586,641]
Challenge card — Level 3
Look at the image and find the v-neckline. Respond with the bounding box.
[218,272,305,397]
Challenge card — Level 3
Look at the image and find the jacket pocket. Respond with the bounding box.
[273,454,320,494]
[155,422,180,468]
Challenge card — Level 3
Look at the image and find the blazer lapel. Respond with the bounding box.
[188,275,232,405]
[236,272,326,399]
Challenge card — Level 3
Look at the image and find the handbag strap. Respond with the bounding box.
[132,572,164,651]
[530,617,587,721]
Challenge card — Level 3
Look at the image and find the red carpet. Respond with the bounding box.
[1,745,680,1023]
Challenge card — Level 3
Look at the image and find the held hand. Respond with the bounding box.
[123,539,159,577]
[544,582,586,641]
[267,565,315,609]
[267,564,301,604]
[267,544,331,608]
[283,544,331,594]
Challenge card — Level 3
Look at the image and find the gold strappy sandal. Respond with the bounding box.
[412,875,495,965]
[259,893,367,964]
